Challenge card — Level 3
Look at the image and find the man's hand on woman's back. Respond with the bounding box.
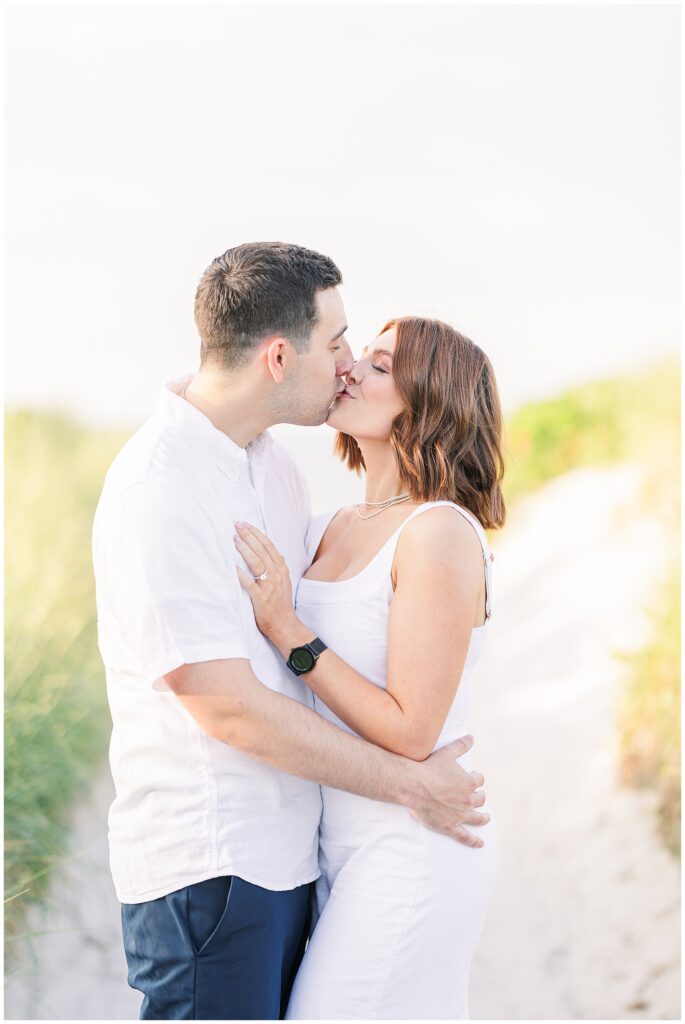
[405,735,489,847]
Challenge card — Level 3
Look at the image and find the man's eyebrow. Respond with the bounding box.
[329,325,348,343]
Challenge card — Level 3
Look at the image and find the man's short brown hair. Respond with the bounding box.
[194,242,342,368]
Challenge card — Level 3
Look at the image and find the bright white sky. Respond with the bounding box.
[5,3,680,436]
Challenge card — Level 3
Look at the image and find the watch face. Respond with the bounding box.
[290,647,315,673]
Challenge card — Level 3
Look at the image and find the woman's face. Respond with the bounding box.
[326,327,405,439]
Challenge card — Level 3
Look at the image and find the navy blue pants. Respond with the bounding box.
[121,875,312,1020]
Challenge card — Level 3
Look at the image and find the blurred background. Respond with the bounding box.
[4,3,680,1019]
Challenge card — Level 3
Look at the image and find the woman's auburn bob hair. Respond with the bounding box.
[334,317,506,531]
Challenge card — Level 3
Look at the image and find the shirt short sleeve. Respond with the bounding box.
[97,479,250,683]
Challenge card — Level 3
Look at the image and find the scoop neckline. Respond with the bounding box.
[297,503,492,632]
[299,508,420,588]
[299,500,490,590]
[297,565,491,630]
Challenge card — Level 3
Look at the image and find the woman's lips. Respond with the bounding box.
[329,389,353,410]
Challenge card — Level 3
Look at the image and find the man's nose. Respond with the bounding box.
[337,340,355,376]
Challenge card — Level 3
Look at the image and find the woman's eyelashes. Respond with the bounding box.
[372,364,389,374]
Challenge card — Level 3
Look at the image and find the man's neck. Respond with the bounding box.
[183,369,272,449]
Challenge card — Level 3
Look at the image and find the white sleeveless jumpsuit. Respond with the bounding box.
[286,501,499,1020]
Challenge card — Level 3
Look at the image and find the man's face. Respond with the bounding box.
[284,287,354,426]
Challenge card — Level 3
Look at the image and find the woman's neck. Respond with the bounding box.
[357,440,408,505]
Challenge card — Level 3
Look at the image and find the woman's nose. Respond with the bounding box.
[346,362,361,385]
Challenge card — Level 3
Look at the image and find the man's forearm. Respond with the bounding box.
[226,685,422,806]
[168,658,483,845]
[201,674,422,810]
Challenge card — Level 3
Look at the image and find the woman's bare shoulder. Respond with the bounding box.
[395,505,483,569]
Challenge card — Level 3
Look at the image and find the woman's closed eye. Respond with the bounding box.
[372,364,389,374]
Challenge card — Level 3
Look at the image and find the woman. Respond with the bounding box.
[233,316,505,1019]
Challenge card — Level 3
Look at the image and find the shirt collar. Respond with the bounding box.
[155,373,274,481]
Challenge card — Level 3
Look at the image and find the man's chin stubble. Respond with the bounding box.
[302,405,335,427]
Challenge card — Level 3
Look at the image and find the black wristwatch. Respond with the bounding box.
[286,637,328,676]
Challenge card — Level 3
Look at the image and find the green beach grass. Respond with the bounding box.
[503,360,679,504]
[617,566,680,856]
[4,358,680,947]
[4,411,126,938]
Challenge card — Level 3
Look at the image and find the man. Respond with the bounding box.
[92,242,489,1020]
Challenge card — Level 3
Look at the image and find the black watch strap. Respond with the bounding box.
[306,637,328,658]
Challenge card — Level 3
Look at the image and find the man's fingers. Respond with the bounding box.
[462,810,490,827]
[470,790,486,809]
[443,734,474,758]
[451,825,484,849]
[470,770,484,788]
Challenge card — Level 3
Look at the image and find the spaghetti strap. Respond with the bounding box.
[393,501,493,620]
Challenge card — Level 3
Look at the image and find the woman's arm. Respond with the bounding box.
[234,509,484,761]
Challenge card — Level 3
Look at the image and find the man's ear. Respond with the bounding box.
[263,337,293,384]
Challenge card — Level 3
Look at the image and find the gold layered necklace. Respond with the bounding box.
[356,492,411,520]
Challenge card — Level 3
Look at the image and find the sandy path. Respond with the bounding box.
[4,464,680,1020]
[468,465,680,1020]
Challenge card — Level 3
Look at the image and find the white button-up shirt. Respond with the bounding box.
[92,374,322,904]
